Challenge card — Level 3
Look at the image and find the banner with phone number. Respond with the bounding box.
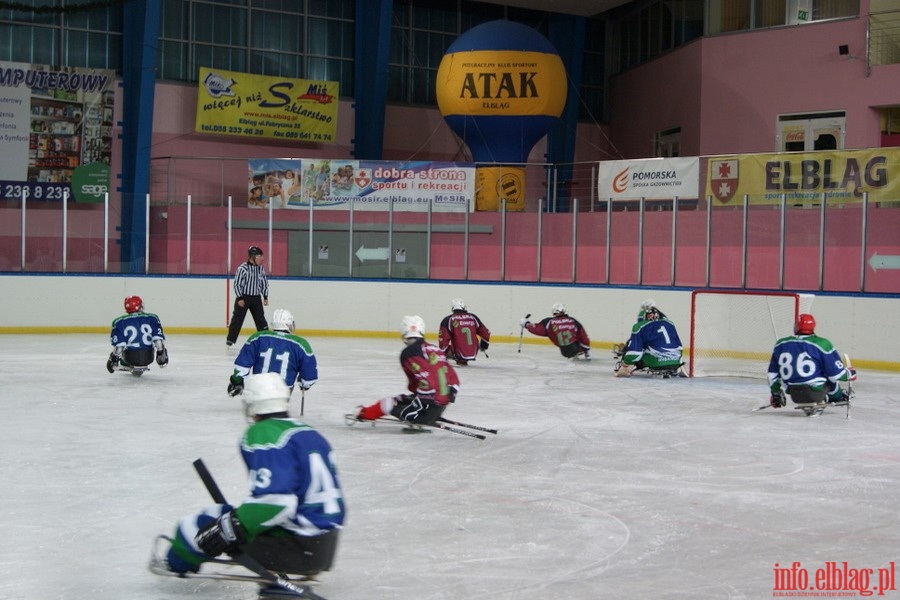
[196,67,339,143]
[247,159,474,212]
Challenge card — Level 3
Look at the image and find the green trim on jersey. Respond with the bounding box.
[111,311,161,326]
[242,418,314,450]
[235,502,288,539]
[245,330,315,355]
[773,333,836,353]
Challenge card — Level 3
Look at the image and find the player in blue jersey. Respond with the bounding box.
[613,299,670,364]
[163,373,344,577]
[352,316,460,425]
[107,295,168,373]
[615,305,683,377]
[766,313,856,410]
[227,308,318,397]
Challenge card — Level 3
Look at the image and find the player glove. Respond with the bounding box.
[106,352,119,374]
[227,375,244,397]
[520,318,531,328]
[195,511,247,557]
[156,347,169,367]
[848,367,857,381]
[770,393,785,408]
[479,339,489,351]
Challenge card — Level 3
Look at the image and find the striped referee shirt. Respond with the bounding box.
[233,261,269,300]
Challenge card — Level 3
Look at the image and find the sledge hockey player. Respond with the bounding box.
[228,308,317,397]
[438,298,491,366]
[107,295,168,374]
[521,303,592,359]
[615,305,683,377]
[159,373,344,579]
[351,315,460,426]
[766,313,856,414]
[613,299,668,359]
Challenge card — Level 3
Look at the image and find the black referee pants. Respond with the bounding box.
[227,295,268,344]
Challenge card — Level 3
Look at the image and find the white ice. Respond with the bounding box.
[2,334,899,600]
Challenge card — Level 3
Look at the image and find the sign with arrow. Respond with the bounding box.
[355,245,390,263]
[868,252,900,272]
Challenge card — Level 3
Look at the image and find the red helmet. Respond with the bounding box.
[124,295,144,314]
[794,313,816,335]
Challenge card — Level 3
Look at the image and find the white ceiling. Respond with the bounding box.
[482,0,632,17]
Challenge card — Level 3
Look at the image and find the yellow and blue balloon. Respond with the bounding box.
[437,20,567,210]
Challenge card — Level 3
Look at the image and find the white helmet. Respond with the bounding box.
[641,299,656,311]
[552,303,567,316]
[272,308,295,333]
[401,315,425,341]
[451,298,466,311]
[242,372,290,418]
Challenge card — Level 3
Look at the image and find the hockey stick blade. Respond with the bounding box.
[192,459,327,599]
[752,404,772,412]
[437,417,498,435]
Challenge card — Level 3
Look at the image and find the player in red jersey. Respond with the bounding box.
[352,316,460,425]
[438,298,491,366]
[522,303,592,360]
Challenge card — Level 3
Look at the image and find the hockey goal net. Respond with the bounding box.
[689,290,815,378]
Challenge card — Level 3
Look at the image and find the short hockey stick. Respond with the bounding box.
[843,353,854,420]
[752,390,786,412]
[192,459,326,600]
[431,421,486,440]
[300,387,305,416]
[437,416,498,435]
[348,416,486,440]
[517,313,531,353]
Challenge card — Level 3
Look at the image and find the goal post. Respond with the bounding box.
[689,290,815,378]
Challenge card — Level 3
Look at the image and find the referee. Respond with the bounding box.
[227,245,269,347]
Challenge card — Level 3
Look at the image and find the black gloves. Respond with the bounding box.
[106,352,119,374]
[479,339,489,351]
[195,511,247,557]
[770,393,785,408]
[156,347,169,367]
[227,374,244,396]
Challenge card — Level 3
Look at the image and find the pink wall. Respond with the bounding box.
[609,14,900,158]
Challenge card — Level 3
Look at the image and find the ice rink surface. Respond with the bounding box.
[2,333,899,600]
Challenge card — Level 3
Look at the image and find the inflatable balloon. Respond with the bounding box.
[436,20,567,211]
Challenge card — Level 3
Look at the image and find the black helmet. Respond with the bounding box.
[248,246,264,257]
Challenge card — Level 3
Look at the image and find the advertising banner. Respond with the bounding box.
[706,148,900,204]
[197,67,338,143]
[597,157,700,200]
[0,61,115,202]
[247,159,474,212]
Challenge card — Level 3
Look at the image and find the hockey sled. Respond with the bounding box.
[344,414,432,433]
[118,365,150,377]
[149,535,326,598]
[344,413,488,440]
